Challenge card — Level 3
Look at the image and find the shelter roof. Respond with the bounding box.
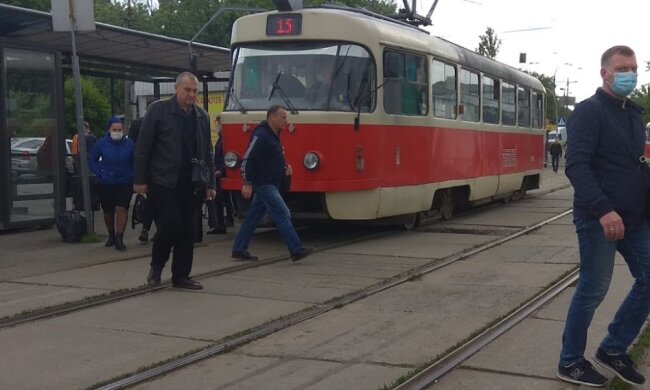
[0,3,231,81]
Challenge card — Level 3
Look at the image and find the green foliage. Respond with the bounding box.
[630,84,650,126]
[476,27,501,59]
[63,78,111,138]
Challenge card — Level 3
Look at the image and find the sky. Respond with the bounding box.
[414,0,650,104]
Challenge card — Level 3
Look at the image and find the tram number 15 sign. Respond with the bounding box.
[266,14,302,36]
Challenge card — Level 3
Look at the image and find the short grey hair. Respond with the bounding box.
[175,71,199,86]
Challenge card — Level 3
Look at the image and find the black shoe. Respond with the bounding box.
[114,233,126,251]
[232,251,258,261]
[105,233,115,247]
[557,359,607,387]
[291,247,314,262]
[147,267,162,287]
[594,349,645,385]
[207,226,227,234]
[138,230,149,243]
[172,277,203,290]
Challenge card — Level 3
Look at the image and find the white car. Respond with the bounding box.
[11,137,74,177]
[11,137,45,176]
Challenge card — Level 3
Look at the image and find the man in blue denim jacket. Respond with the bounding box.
[557,45,649,387]
[231,105,312,262]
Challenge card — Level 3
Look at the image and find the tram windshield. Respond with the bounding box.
[227,42,376,112]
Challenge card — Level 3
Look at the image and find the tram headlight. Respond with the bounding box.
[224,151,240,168]
[303,152,320,170]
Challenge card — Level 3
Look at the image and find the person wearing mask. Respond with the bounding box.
[556,45,649,387]
[88,117,134,251]
[231,105,312,262]
[134,72,215,290]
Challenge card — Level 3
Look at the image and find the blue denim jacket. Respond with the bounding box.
[566,88,647,227]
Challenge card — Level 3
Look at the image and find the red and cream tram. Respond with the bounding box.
[220,4,546,224]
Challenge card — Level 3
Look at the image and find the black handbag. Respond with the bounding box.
[191,158,209,186]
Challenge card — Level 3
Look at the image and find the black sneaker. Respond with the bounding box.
[147,267,162,287]
[291,247,314,262]
[594,349,646,385]
[232,251,258,261]
[557,359,607,387]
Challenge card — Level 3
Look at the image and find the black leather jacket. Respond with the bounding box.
[134,96,215,190]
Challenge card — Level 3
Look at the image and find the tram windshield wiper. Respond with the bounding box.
[229,87,247,114]
[268,71,299,114]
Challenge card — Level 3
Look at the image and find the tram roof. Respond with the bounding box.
[233,6,543,91]
[0,3,231,81]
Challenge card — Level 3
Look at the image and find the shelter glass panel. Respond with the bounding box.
[482,76,499,124]
[431,59,457,119]
[227,42,375,112]
[502,82,516,126]
[460,69,479,122]
[5,48,58,223]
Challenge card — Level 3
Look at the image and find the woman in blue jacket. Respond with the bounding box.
[89,117,135,251]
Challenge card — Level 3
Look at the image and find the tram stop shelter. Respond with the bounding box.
[0,3,230,230]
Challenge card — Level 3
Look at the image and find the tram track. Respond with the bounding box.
[92,206,574,390]
[0,182,571,332]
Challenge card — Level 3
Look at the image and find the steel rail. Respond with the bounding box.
[394,267,579,390]
[93,207,573,390]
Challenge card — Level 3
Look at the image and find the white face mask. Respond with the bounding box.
[110,131,124,141]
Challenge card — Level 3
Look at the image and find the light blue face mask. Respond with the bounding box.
[610,71,637,97]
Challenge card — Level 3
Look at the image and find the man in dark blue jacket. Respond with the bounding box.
[231,105,312,262]
[557,45,649,387]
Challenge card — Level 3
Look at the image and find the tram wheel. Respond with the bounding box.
[439,189,454,220]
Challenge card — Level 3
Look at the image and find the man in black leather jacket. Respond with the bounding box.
[134,72,215,290]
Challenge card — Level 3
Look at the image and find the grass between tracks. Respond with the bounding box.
[608,324,650,390]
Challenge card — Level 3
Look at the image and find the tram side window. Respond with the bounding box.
[532,91,543,128]
[518,87,531,127]
[482,76,499,124]
[383,51,427,116]
[431,59,457,119]
[460,69,479,122]
[502,82,516,126]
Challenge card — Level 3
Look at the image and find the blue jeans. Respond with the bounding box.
[232,184,305,255]
[560,217,650,364]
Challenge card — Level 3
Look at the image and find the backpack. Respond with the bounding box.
[55,211,87,243]
[132,194,153,229]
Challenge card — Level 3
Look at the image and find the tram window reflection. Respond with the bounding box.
[502,82,516,126]
[431,59,457,119]
[518,87,531,127]
[227,43,375,112]
[482,76,500,124]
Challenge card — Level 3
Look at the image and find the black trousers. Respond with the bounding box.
[551,155,560,171]
[148,178,196,280]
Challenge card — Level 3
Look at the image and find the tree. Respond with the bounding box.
[476,27,501,59]
[631,84,650,126]
[63,78,111,138]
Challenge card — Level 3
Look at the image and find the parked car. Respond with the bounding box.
[10,137,45,176]
[11,137,74,178]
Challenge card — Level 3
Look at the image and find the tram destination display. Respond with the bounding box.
[266,14,302,36]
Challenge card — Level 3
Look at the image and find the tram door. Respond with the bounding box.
[2,47,61,228]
